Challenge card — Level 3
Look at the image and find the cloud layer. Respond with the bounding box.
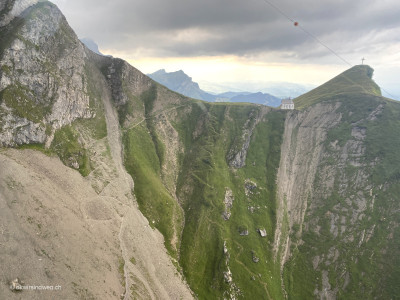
[52,0,400,61]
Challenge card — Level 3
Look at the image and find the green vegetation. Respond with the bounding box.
[295,65,381,110]
[365,101,400,185]
[122,87,184,257]
[172,105,286,299]
[118,257,125,288]
[0,83,52,123]
[17,143,53,155]
[3,10,399,297]
[123,124,183,256]
[120,90,286,298]
[50,125,91,176]
[284,84,400,299]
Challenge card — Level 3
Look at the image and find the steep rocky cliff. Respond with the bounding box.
[0,1,194,299]
[1,1,399,299]
[0,0,95,147]
[279,78,400,299]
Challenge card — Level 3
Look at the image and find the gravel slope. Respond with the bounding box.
[0,86,193,300]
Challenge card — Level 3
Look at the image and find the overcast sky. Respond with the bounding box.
[51,0,400,97]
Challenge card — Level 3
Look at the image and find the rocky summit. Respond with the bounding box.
[1,1,399,300]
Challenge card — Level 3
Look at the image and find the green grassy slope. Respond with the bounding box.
[175,104,286,299]
[119,64,400,299]
[294,65,381,110]
[119,78,287,298]
[6,13,398,296]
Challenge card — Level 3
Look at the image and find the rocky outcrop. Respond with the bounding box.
[0,0,94,146]
[257,228,267,237]
[104,58,152,108]
[0,0,38,27]
[244,179,257,197]
[227,108,268,168]
[0,2,195,299]
[222,241,239,300]
[273,102,342,266]
[252,251,260,263]
[222,188,234,220]
[9,278,23,292]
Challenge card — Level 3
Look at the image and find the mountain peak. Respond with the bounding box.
[294,65,382,109]
[153,68,166,75]
[0,0,39,27]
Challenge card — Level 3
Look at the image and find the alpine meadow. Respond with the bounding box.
[0,1,399,299]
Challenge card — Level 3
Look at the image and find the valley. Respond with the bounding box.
[0,1,399,299]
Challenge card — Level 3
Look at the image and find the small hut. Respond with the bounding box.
[280,98,294,110]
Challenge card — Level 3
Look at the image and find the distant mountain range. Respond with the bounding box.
[79,39,308,107]
[148,69,216,101]
[148,69,282,107]
[80,38,112,58]
[198,80,315,99]
[2,1,399,299]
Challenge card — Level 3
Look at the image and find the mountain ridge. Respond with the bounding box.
[148,68,217,101]
[294,65,381,109]
[148,68,282,106]
[1,1,399,299]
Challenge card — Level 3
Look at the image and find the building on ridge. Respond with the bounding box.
[280,98,294,110]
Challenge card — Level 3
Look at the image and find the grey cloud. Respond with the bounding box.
[52,0,400,60]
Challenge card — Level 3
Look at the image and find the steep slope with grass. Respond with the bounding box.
[111,60,400,299]
[276,66,400,299]
[1,1,399,299]
[0,1,194,299]
[294,65,381,110]
[115,76,287,298]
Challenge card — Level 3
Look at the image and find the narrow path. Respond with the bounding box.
[123,104,188,132]
[102,90,135,299]
[102,92,194,299]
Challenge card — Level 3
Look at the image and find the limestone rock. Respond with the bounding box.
[227,110,261,168]
[244,179,257,197]
[258,228,267,237]
[252,251,260,263]
[0,0,39,27]
[239,229,249,236]
[224,269,233,283]
[222,188,234,220]
[0,1,94,146]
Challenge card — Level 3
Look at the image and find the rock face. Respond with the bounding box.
[222,188,234,220]
[1,1,399,300]
[252,251,260,263]
[227,108,268,168]
[0,1,194,299]
[257,228,267,237]
[274,102,342,265]
[239,228,249,236]
[0,0,93,146]
[0,0,38,27]
[273,86,400,299]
